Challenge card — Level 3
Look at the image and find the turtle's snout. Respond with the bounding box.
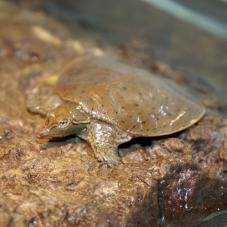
[38,128,51,138]
[36,128,53,144]
[37,111,56,140]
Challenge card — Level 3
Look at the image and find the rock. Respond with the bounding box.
[159,165,227,227]
[0,2,226,227]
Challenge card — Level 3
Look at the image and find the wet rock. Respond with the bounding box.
[159,165,227,227]
[160,138,186,153]
[0,2,226,227]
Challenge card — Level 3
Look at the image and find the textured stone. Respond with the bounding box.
[0,2,226,227]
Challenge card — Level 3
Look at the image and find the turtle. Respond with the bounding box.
[37,55,205,165]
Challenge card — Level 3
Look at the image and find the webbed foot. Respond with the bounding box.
[95,149,121,166]
[87,121,131,166]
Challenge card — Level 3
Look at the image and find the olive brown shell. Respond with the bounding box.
[56,56,205,137]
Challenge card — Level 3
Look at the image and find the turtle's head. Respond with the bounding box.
[38,102,89,140]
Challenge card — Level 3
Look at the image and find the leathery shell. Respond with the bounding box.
[56,56,205,137]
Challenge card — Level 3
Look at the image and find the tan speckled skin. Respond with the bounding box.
[40,103,131,165]
[56,56,205,136]
[40,55,205,165]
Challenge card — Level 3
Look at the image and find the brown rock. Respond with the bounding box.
[0,2,226,227]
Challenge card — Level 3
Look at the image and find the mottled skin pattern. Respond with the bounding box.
[40,102,131,165]
[56,56,205,137]
[37,55,205,165]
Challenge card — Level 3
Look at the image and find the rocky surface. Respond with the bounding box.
[0,1,226,227]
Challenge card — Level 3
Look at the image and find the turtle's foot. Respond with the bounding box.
[95,149,121,166]
[87,121,131,166]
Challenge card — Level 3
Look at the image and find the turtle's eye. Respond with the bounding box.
[57,118,70,129]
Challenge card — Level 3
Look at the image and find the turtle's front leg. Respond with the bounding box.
[87,121,131,165]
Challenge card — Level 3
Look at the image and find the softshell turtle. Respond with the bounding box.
[38,55,205,165]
